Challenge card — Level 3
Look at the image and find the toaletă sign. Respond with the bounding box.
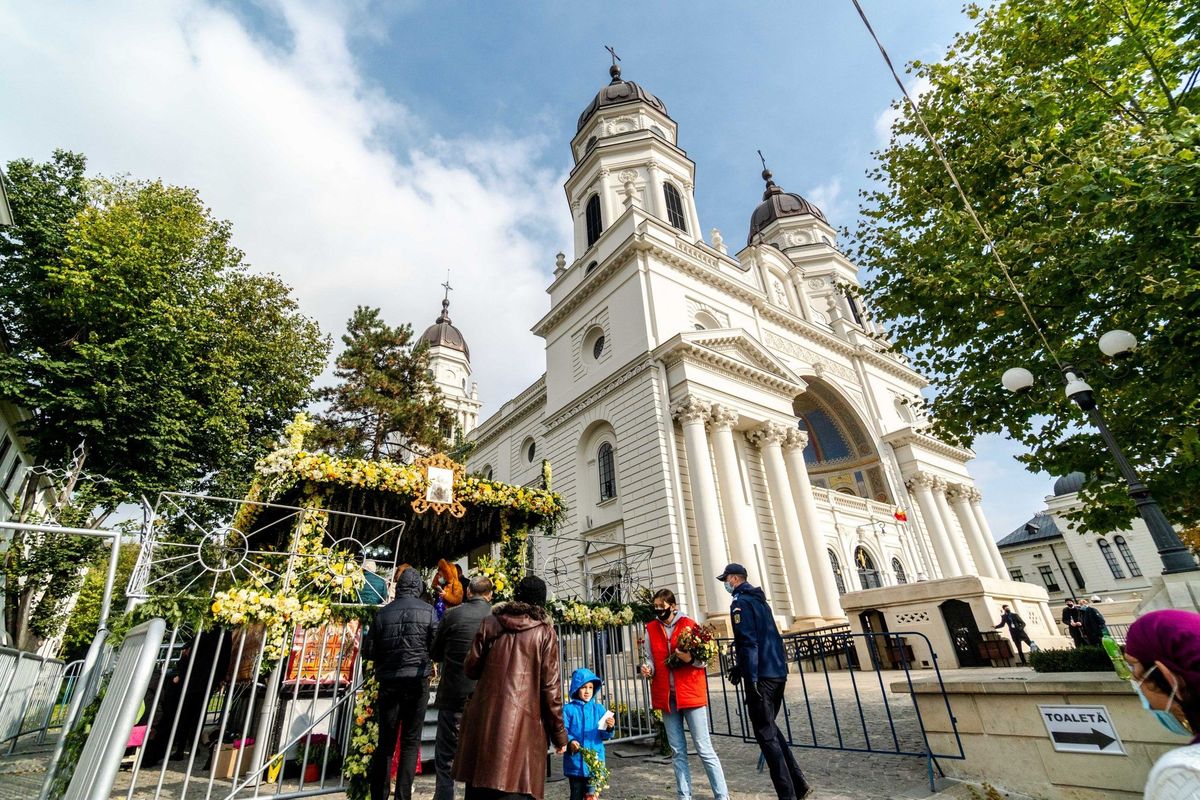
[1038,704,1126,755]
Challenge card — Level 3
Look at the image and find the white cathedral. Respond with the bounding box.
[422,64,1009,629]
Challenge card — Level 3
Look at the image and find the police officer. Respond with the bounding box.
[719,563,812,800]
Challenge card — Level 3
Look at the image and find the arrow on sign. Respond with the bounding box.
[1051,728,1117,750]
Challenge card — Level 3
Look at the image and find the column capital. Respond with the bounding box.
[929,475,949,493]
[905,471,936,492]
[967,487,984,504]
[943,482,973,503]
[783,428,810,452]
[672,395,711,425]
[708,403,739,432]
[746,421,789,448]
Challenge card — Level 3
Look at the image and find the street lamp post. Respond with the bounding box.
[1002,330,1198,575]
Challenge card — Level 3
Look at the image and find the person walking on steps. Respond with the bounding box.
[719,563,812,800]
[995,604,1034,665]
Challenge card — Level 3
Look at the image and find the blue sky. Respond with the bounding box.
[0,0,1051,538]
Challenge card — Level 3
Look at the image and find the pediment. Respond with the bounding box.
[670,329,806,390]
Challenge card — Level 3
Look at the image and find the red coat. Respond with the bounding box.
[646,615,708,711]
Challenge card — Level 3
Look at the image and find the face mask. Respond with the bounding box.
[723,581,735,595]
[655,608,672,622]
[1134,665,1192,737]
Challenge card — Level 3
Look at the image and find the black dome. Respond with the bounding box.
[1053,471,1086,496]
[747,170,827,245]
[418,299,469,361]
[577,65,669,133]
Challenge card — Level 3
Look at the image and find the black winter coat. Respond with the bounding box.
[363,567,437,682]
[430,596,492,711]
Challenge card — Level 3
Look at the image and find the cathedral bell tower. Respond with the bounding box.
[417,284,482,437]
[566,60,702,262]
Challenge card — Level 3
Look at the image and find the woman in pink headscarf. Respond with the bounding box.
[1124,609,1200,799]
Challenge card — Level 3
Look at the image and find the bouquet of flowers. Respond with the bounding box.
[580,747,610,798]
[666,624,719,668]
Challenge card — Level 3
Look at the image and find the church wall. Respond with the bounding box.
[543,263,651,418]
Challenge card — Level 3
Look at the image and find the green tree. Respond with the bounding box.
[59,541,140,662]
[0,151,329,650]
[854,0,1200,534]
[314,306,453,460]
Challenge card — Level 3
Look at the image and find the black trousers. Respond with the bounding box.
[1009,627,1033,663]
[1068,627,1084,649]
[370,678,430,800]
[434,708,463,800]
[567,776,589,800]
[745,677,808,800]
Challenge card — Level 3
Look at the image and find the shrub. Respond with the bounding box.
[1029,646,1114,674]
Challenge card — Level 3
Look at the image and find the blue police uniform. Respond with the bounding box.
[721,564,811,800]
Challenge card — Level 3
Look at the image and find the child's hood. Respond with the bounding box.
[569,667,604,699]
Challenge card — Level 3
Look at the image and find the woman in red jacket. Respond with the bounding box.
[639,589,729,800]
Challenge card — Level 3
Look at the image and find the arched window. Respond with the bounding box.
[585,195,603,248]
[524,439,537,464]
[855,546,882,590]
[1114,535,1142,577]
[597,442,616,501]
[1098,539,1126,579]
[585,136,598,152]
[892,557,907,585]
[828,550,847,595]
[663,183,687,232]
[585,260,598,275]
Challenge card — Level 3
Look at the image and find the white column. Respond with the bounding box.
[646,161,665,218]
[931,476,975,575]
[969,488,1010,578]
[782,429,843,619]
[946,483,1001,579]
[709,405,763,570]
[906,472,962,577]
[748,422,822,622]
[682,179,701,240]
[598,168,617,229]
[673,395,726,620]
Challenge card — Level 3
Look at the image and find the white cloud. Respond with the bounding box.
[873,75,932,145]
[0,0,570,420]
[803,177,847,226]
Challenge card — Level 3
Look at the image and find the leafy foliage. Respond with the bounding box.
[1029,645,1114,673]
[314,306,453,461]
[0,150,329,650]
[59,542,140,662]
[854,0,1200,533]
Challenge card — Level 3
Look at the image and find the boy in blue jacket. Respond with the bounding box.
[563,667,615,800]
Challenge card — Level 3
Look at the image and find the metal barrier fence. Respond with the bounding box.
[60,616,656,800]
[707,630,964,791]
[0,646,69,752]
[554,624,655,743]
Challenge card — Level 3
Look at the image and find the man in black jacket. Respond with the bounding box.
[430,575,493,800]
[720,563,811,800]
[363,566,438,800]
[1061,600,1084,648]
[994,604,1034,665]
[1080,596,1107,647]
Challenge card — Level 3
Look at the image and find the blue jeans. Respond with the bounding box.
[662,705,729,800]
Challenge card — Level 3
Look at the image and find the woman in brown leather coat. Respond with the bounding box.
[453,575,568,800]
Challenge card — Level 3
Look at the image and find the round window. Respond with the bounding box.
[592,335,605,360]
[526,441,536,462]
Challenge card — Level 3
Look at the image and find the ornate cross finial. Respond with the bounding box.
[441,270,453,302]
[605,45,620,67]
[605,45,622,82]
[758,149,768,172]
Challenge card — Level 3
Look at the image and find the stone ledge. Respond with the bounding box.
[891,670,1131,696]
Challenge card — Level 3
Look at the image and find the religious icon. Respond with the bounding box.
[426,466,454,505]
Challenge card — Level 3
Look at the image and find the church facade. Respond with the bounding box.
[465,65,1007,627]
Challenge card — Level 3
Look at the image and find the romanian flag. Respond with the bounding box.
[894,507,908,522]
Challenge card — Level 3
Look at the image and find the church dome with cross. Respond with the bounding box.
[419,297,469,360]
[577,61,670,133]
[747,167,827,246]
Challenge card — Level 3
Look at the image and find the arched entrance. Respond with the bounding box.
[939,599,986,668]
[854,545,882,589]
[793,379,892,503]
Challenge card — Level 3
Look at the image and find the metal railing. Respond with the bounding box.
[554,623,656,743]
[0,647,73,752]
[708,630,963,791]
